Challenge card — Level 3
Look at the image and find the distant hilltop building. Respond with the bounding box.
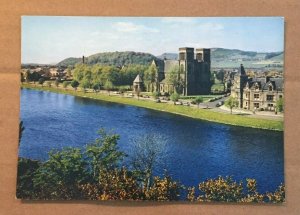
[231,64,284,111]
[149,47,211,96]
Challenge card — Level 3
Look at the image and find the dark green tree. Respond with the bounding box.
[33,148,88,200]
[38,78,45,87]
[194,96,203,108]
[71,80,79,91]
[16,158,41,199]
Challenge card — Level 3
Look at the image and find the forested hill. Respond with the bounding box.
[157,48,283,61]
[57,48,283,68]
[57,51,160,67]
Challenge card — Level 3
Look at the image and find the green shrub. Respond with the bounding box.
[152,91,160,99]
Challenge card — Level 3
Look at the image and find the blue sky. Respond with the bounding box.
[22,16,284,64]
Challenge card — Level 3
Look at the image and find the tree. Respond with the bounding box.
[85,129,125,181]
[216,70,225,83]
[80,167,142,200]
[152,91,160,99]
[144,64,158,92]
[54,79,60,88]
[62,81,69,90]
[166,65,185,94]
[92,82,101,93]
[32,72,42,84]
[38,78,45,87]
[276,97,284,113]
[129,134,167,191]
[104,80,113,96]
[225,97,238,114]
[145,174,181,201]
[71,80,79,91]
[16,158,41,199]
[72,64,86,82]
[19,121,25,145]
[80,79,90,93]
[166,65,179,92]
[194,96,203,108]
[33,148,88,200]
[170,92,180,104]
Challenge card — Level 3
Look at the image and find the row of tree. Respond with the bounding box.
[72,63,189,95]
[225,97,284,114]
[72,64,148,88]
[17,128,285,202]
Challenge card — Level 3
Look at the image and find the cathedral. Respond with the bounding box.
[151,47,211,96]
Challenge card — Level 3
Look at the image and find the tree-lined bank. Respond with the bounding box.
[21,83,283,131]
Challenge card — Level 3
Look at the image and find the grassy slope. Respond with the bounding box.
[21,84,283,131]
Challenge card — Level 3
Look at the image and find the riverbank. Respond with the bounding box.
[21,83,283,131]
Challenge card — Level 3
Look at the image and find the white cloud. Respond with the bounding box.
[112,22,159,33]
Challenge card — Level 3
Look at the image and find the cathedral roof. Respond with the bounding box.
[152,59,164,73]
[164,60,179,73]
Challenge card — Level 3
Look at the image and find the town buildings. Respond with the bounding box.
[231,64,284,111]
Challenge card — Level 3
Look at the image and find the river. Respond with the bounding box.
[19,88,284,193]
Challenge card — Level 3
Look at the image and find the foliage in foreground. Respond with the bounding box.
[187,176,285,203]
[17,129,284,202]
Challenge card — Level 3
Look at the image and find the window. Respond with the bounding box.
[254,94,259,99]
[254,103,259,108]
[268,104,274,107]
[279,95,283,99]
[267,95,274,101]
[268,85,273,91]
[246,102,248,106]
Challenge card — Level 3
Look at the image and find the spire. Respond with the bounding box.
[240,64,246,75]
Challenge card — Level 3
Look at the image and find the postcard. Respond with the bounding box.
[17,16,284,202]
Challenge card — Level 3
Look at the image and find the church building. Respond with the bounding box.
[152,47,211,96]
